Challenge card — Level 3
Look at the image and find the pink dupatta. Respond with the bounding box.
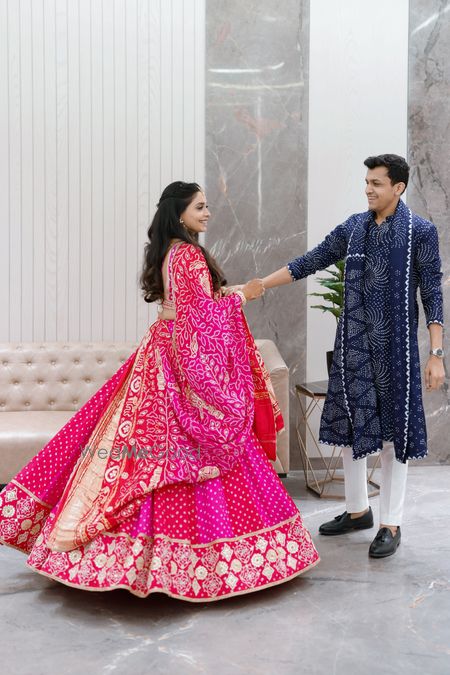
[46,243,274,550]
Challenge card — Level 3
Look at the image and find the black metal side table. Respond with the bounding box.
[295,380,380,499]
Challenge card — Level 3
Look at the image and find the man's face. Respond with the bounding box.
[365,166,404,213]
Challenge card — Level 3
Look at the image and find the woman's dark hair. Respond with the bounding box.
[364,154,409,193]
[140,181,226,303]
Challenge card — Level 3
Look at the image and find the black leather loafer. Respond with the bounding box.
[319,507,374,536]
[369,527,401,558]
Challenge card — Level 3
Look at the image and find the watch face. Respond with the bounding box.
[433,349,444,357]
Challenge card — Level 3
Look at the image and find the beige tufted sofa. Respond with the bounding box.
[0,340,289,484]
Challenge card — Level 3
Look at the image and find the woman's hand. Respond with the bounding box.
[222,284,244,297]
[242,279,265,301]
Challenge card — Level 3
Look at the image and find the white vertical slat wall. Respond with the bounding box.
[0,0,205,343]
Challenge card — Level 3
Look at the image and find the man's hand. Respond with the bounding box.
[424,357,445,391]
[242,279,265,301]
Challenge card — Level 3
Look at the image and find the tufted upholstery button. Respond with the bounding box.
[49,400,55,405]
[3,361,8,366]
[74,359,79,365]
[73,399,78,405]
[62,379,67,384]
[85,378,91,383]
[51,360,56,366]
[97,359,103,364]
[0,402,4,407]
[13,380,19,385]
[27,361,32,366]
[25,401,30,406]
[37,380,43,385]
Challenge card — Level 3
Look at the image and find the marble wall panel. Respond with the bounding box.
[409,0,450,464]
[205,0,310,469]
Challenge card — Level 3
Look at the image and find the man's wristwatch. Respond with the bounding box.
[429,348,445,359]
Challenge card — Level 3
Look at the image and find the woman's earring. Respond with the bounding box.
[179,219,184,225]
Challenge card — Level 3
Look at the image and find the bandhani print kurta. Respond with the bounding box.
[287,199,443,463]
[0,242,319,601]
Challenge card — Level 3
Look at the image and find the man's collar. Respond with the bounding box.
[369,199,402,224]
[369,209,397,225]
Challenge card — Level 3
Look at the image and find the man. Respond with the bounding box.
[261,154,445,558]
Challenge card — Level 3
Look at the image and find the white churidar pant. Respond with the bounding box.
[342,445,408,525]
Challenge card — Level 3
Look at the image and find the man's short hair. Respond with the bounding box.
[364,154,409,191]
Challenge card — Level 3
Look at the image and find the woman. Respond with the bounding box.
[0,182,319,601]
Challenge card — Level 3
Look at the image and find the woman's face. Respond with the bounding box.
[180,191,210,234]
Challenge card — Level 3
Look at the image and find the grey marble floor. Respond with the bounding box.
[1,467,449,675]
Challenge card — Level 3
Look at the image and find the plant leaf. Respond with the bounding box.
[310,305,342,318]
[315,280,343,292]
[326,269,342,280]
[308,292,341,304]
[328,307,341,318]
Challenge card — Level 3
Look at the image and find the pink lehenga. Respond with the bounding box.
[0,243,319,601]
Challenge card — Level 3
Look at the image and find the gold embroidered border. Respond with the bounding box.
[28,557,320,603]
[11,480,53,509]
[2,482,303,551]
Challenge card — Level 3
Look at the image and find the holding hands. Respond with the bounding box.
[242,278,265,301]
[223,279,265,302]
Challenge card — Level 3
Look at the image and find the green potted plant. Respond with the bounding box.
[308,259,345,375]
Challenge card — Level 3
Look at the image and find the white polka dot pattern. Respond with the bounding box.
[0,438,319,600]
[0,242,320,600]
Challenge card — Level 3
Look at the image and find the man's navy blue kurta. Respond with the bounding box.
[288,202,443,461]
